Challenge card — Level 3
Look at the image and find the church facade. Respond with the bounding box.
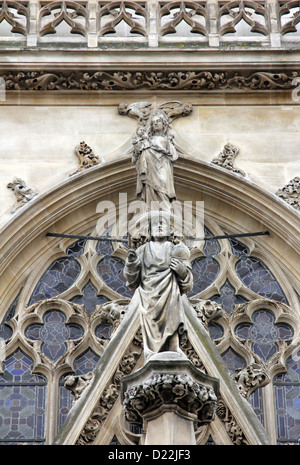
[0,0,300,445]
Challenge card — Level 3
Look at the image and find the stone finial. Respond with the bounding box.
[211,143,246,176]
[7,177,37,213]
[276,176,300,210]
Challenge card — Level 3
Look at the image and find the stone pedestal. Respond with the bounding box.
[121,352,219,445]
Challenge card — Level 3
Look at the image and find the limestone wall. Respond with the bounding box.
[1,96,300,228]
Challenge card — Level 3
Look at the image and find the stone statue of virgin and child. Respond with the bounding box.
[124,109,194,361]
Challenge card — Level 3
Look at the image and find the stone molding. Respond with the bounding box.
[1,69,300,92]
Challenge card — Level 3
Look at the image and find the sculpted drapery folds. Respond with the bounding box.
[124,212,193,360]
[131,110,178,210]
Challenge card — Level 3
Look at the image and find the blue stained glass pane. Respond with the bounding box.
[236,256,288,304]
[210,280,248,315]
[71,280,110,314]
[208,323,223,340]
[66,238,86,257]
[96,225,114,256]
[235,310,294,362]
[28,257,81,305]
[274,358,300,444]
[188,227,220,297]
[95,323,114,340]
[189,257,220,296]
[221,348,246,372]
[203,227,221,257]
[25,310,84,362]
[249,388,264,426]
[229,238,250,257]
[58,349,100,430]
[97,256,133,298]
[0,350,46,444]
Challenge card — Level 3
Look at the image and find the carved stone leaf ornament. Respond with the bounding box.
[276,176,300,210]
[70,141,102,175]
[2,70,299,92]
[123,372,218,427]
[211,143,246,176]
[7,177,38,213]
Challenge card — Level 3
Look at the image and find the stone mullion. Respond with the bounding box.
[268,0,282,47]
[27,0,38,47]
[149,0,159,47]
[207,0,220,47]
[88,0,98,47]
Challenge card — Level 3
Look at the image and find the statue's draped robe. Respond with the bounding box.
[134,135,177,208]
[124,240,193,358]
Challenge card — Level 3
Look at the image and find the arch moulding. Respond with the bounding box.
[0,156,299,318]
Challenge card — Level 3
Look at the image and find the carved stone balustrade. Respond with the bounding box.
[0,0,300,49]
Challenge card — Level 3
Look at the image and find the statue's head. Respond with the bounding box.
[149,110,169,136]
[149,212,172,239]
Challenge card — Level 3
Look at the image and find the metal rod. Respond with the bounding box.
[46,232,128,243]
[47,231,269,243]
[190,231,270,241]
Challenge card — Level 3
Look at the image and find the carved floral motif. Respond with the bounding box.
[211,143,246,176]
[1,70,299,92]
[123,372,218,427]
[7,177,37,213]
[70,141,102,175]
[276,176,300,211]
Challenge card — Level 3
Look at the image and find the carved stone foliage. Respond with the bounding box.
[233,360,270,399]
[75,330,143,445]
[7,177,37,213]
[64,371,94,404]
[190,299,225,330]
[276,176,300,211]
[70,141,102,176]
[216,398,249,445]
[211,143,246,176]
[2,69,299,92]
[123,371,218,428]
[0,1,29,36]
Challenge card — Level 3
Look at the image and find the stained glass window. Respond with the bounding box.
[221,347,246,372]
[97,256,133,298]
[25,310,84,362]
[28,257,81,305]
[189,228,221,296]
[71,280,110,314]
[235,310,293,362]
[273,352,300,444]
[58,349,100,430]
[210,280,248,315]
[0,349,46,444]
[236,256,288,304]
